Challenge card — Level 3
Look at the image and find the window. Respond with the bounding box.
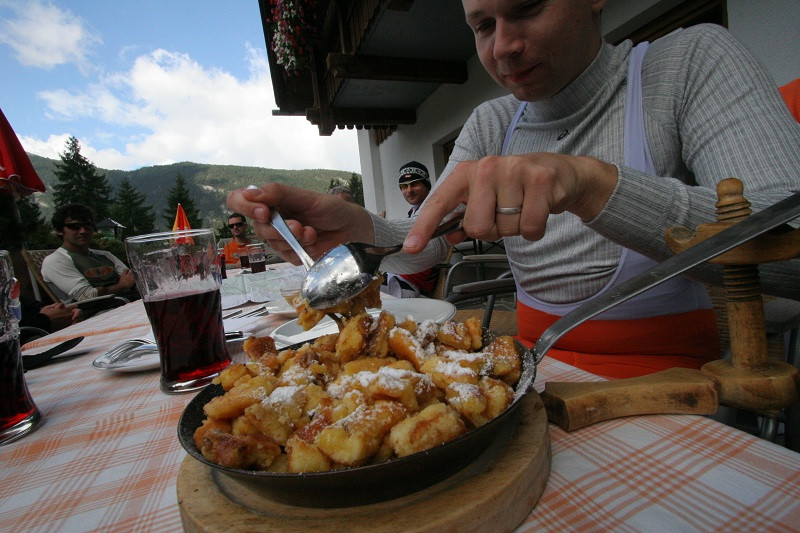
[616,0,727,45]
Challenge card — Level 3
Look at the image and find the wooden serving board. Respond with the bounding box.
[177,392,551,533]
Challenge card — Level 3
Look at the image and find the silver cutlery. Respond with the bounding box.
[222,308,243,319]
[301,212,464,309]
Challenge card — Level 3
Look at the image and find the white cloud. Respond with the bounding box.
[27,43,360,173]
[0,0,100,73]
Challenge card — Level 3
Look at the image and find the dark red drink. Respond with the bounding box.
[250,259,266,273]
[218,254,227,279]
[239,254,250,269]
[0,335,41,444]
[143,288,231,393]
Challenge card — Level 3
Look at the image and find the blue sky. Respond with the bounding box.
[0,0,360,172]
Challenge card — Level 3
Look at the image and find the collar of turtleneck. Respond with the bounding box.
[522,40,632,123]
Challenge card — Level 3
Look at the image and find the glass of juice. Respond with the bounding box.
[0,250,42,445]
[247,243,267,273]
[238,251,250,269]
[125,230,231,394]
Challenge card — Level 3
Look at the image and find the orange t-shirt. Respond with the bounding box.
[223,240,250,264]
[779,78,800,123]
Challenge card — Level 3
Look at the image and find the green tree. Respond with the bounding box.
[347,173,364,206]
[327,173,364,206]
[110,178,156,238]
[163,172,203,228]
[0,194,56,251]
[52,136,113,219]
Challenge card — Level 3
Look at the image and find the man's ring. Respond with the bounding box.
[495,206,522,215]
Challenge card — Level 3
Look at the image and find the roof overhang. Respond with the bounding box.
[259,0,476,136]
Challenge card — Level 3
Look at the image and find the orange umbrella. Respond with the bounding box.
[171,203,193,245]
[172,203,191,231]
[0,108,46,246]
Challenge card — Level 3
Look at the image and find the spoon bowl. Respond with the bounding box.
[301,212,464,309]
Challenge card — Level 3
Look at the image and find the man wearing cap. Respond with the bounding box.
[382,162,438,298]
[398,161,431,217]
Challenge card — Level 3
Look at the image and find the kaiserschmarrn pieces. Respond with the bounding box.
[194,311,522,473]
[295,275,384,330]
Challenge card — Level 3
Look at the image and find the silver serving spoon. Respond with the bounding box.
[244,185,465,309]
[245,184,316,271]
[301,211,465,309]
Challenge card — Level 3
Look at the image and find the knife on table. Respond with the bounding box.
[23,336,85,372]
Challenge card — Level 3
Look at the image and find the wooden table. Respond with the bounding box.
[2,300,800,532]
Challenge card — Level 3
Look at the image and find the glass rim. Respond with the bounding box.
[125,228,214,243]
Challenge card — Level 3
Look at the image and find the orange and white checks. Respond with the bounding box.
[2,302,800,532]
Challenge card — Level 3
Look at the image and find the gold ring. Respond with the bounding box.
[495,206,522,215]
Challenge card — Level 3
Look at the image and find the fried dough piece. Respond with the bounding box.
[315,400,407,466]
[439,348,491,376]
[193,417,232,450]
[236,384,309,445]
[446,377,514,427]
[243,334,278,361]
[294,276,384,330]
[485,335,522,385]
[335,313,372,362]
[420,356,480,390]
[286,434,332,473]
[200,429,281,470]
[213,363,250,391]
[388,402,467,457]
[388,327,431,371]
[365,311,396,358]
[481,377,515,420]
[437,316,483,351]
[203,374,277,419]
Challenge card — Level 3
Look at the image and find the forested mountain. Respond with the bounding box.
[27,153,357,230]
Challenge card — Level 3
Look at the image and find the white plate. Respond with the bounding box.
[264,298,297,316]
[270,298,456,347]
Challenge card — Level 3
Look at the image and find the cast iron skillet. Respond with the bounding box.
[177,329,537,508]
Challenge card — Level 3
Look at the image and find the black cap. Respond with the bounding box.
[398,161,431,189]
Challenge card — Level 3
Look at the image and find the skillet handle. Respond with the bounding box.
[540,367,719,432]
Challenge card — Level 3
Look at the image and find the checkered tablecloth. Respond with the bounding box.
[2,301,799,532]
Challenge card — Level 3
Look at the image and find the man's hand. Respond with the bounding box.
[39,302,82,331]
[97,270,136,297]
[227,183,375,264]
[118,270,136,289]
[403,153,618,253]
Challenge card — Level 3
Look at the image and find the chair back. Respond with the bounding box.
[20,249,60,304]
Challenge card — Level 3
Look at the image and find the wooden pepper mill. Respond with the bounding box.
[541,178,800,431]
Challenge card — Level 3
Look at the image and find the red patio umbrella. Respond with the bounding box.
[0,108,46,238]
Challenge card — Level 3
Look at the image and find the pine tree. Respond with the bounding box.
[348,173,364,206]
[110,178,156,237]
[52,136,113,219]
[0,194,54,251]
[163,172,203,228]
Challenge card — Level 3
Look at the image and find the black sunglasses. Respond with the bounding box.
[228,221,246,229]
[63,222,96,231]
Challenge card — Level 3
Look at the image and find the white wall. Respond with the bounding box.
[601,0,800,86]
[357,0,800,215]
[357,56,507,220]
[726,0,800,86]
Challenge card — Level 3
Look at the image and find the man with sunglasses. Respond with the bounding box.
[42,203,138,303]
[222,213,252,266]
